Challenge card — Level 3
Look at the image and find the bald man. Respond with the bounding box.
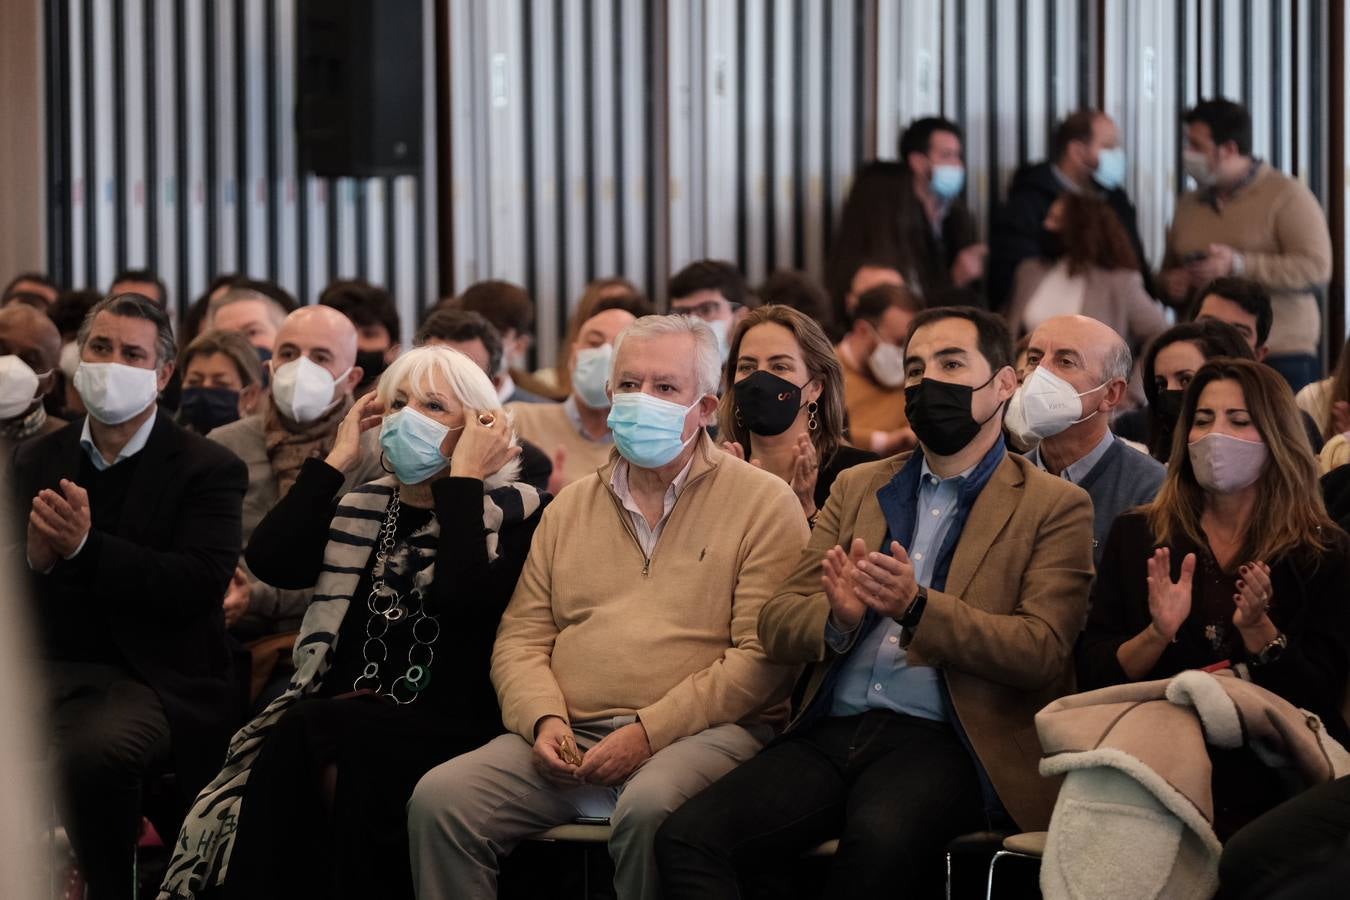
[0,305,66,446]
[208,305,381,644]
[1006,314,1165,565]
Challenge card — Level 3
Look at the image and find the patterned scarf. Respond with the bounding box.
[158,474,545,898]
[263,394,354,497]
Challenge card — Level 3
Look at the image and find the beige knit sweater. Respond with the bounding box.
[506,399,614,488]
[1162,163,1332,356]
[490,434,809,751]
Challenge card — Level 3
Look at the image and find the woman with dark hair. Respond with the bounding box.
[1006,192,1168,351]
[716,305,876,524]
[1133,319,1254,461]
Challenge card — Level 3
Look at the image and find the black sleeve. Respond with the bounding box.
[70,449,247,623]
[988,191,1049,312]
[516,439,554,494]
[1075,513,1147,690]
[1107,189,1156,297]
[814,446,879,511]
[1249,545,1350,727]
[245,456,346,590]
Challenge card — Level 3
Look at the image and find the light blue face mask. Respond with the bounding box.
[930,164,966,200]
[572,344,614,409]
[1094,147,1127,190]
[606,391,702,469]
[379,406,460,484]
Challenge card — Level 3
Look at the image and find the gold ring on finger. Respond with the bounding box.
[478,413,496,427]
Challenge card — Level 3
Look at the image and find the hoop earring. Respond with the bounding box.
[379,451,395,475]
[807,401,819,432]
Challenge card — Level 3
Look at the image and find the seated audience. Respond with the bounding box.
[657,307,1095,897]
[456,279,549,404]
[207,285,291,354]
[320,279,402,396]
[507,304,636,490]
[181,273,247,343]
[1078,358,1350,743]
[670,259,748,361]
[0,304,66,447]
[1122,319,1254,460]
[834,283,921,454]
[406,315,809,900]
[528,276,648,399]
[717,304,876,522]
[14,293,246,899]
[2,271,59,307]
[208,306,377,638]
[414,307,554,493]
[1159,99,1331,391]
[109,268,168,308]
[161,346,546,900]
[1006,314,1165,565]
[1192,277,1325,451]
[176,329,266,435]
[757,268,834,328]
[1006,192,1167,354]
[990,108,1151,310]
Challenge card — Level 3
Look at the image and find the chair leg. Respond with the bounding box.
[985,850,1011,900]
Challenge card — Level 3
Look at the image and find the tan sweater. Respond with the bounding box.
[1162,162,1332,356]
[506,399,614,487]
[490,434,809,751]
[835,341,908,452]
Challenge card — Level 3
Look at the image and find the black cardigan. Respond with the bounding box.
[1077,510,1350,743]
[245,457,544,732]
[815,444,879,511]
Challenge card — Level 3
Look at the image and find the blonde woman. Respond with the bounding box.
[161,346,547,900]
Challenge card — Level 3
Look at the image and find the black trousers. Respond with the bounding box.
[49,661,172,900]
[1219,774,1350,900]
[656,710,984,900]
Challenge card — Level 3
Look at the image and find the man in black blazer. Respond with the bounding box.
[13,293,246,899]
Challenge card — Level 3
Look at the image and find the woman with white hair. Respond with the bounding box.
[159,346,548,900]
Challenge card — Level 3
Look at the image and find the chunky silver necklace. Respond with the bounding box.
[352,489,440,703]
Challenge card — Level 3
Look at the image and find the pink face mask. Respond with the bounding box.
[1187,432,1269,494]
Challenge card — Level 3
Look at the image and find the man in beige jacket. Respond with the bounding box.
[408,315,809,900]
[656,307,1095,898]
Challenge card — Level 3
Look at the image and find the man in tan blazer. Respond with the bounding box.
[656,306,1095,898]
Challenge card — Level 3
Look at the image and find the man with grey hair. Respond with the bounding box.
[408,315,809,900]
[1004,313,1164,565]
[207,285,290,351]
[12,292,246,897]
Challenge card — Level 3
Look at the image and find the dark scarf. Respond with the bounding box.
[263,394,355,497]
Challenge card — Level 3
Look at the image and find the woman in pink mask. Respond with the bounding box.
[1077,358,1350,835]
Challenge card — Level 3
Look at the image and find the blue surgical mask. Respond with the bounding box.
[379,407,460,484]
[1094,147,1127,190]
[572,344,614,409]
[930,164,965,200]
[607,391,702,469]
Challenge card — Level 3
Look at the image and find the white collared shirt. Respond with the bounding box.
[79,407,158,471]
[609,455,696,559]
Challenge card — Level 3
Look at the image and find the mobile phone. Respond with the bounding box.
[573,816,612,826]
[1181,250,1208,264]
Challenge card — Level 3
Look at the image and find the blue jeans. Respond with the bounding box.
[1266,353,1322,393]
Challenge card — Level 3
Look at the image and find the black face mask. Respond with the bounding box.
[1152,389,1185,426]
[179,386,241,435]
[356,349,390,386]
[1040,230,1065,259]
[734,370,807,437]
[904,373,1002,457]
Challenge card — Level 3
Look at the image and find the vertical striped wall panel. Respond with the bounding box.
[43,0,437,344]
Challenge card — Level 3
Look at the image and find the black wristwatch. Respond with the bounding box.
[1252,632,1288,666]
[899,585,928,630]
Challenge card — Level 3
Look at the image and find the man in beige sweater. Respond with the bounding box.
[1159,98,1332,391]
[408,315,809,900]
